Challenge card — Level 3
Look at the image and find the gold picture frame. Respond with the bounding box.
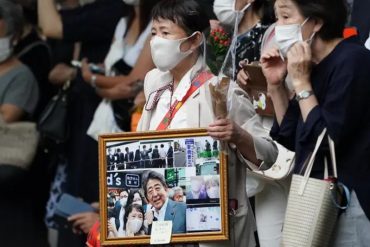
[98,128,229,245]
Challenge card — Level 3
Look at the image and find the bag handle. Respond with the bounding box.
[298,128,338,195]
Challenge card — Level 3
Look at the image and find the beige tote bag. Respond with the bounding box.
[281,129,341,247]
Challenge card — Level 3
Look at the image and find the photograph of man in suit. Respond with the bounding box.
[167,144,174,168]
[143,171,186,234]
[124,147,134,169]
[141,145,152,168]
[151,145,160,168]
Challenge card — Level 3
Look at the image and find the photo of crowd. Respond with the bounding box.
[105,136,220,171]
[105,136,224,239]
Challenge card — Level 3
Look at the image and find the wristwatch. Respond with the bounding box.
[295,90,313,101]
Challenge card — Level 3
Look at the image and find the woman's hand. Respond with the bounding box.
[260,47,287,90]
[48,63,77,85]
[145,210,154,225]
[287,42,312,91]
[81,58,93,84]
[68,212,99,234]
[236,60,250,91]
[207,119,243,144]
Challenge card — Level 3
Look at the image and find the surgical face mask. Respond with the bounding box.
[120,197,128,207]
[213,0,252,27]
[0,37,12,63]
[122,0,140,6]
[150,33,197,72]
[207,186,220,199]
[274,18,312,58]
[191,180,202,192]
[127,218,143,234]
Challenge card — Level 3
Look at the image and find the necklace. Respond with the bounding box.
[167,80,175,128]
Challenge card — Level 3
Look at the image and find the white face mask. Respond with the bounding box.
[0,37,12,63]
[191,180,202,192]
[213,0,252,27]
[127,218,143,234]
[207,186,220,199]
[274,18,313,58]
[120,198,128,207]
[122,0,140,6]
[150,33,197,72]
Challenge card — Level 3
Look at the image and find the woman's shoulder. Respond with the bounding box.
[113,17,129,40]
[334,37,370,65]
[143,68,170,94]
[3,63,36,81]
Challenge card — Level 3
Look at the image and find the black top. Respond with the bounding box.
[14,28,55,119]
[60,0,127,203]
[270,36,370,219]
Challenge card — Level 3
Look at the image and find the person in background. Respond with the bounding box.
[80,0,157,101]
[37,0,127,245]
[151,145,160,168]
[262,0,370,245]
[127,190,147,212]
[167,144,174,168]
[124,147,134,169]
[109,204,146,237]
[14,0,54,119]
[216,1,288,246]
[112,189,129,236]
[159,143,167,168]
[0,1,44,246]
[214,0,275,79]
[169,186,185,202]
[205,176,220,199]
[141,145,152,168]
[187,176,208,200]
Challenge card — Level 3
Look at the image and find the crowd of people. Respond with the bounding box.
[1,0,370,246]
[106,143,174,170]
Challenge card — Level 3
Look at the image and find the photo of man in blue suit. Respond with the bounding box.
[143,170,186,234]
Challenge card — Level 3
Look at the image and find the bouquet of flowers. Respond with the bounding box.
[206,28,231,76]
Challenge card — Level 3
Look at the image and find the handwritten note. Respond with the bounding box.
[150,221,173,245]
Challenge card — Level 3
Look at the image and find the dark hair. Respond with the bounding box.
[290,0,348,40]
[142,170,167,199]
[253,0,275,25]
[123,204,145,232]
[119,188,129,196]
[160,144,164,148]
[0,0,23,40]
[125,0,160,37]
[152,0,210,35]
[126,189,145,207]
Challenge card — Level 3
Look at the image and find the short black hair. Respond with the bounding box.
[126,189,145,207]
[253,0,275,25]
[160,144,164,148]
[291,0,348,41]
[152,0,210,35]
[142,170,167,199]
[123,204,145,231]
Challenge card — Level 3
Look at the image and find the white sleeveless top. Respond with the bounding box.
[104,17,151,75]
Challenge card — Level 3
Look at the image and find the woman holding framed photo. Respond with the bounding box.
[138,0,278,246]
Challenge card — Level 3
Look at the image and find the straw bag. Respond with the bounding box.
[281,129,348,247]
[0,117,39,169]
